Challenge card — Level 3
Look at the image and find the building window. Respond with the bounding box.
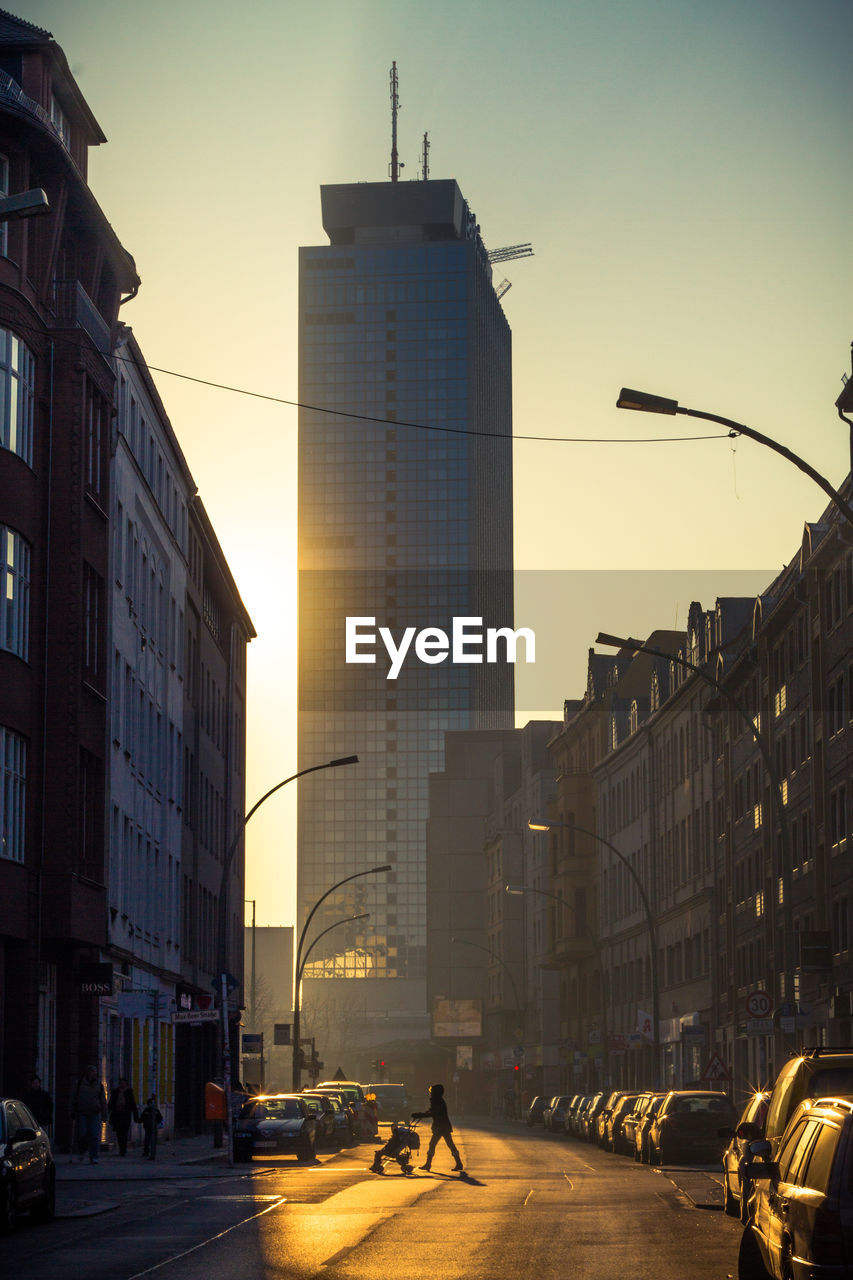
[49,93,71,150]
[84,378,106,500]
[82,563,104,690]
[0,328,35,465]
[0,725,26,863]
[78,748,103,882]
[0,526,30,659]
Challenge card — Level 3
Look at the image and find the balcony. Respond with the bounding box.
[52,279,110,354]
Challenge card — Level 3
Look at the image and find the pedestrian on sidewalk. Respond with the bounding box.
[412,1083,463,1173]
[23,1074,53,1134]
[108,1077,139,1156]
[72,1065,108,1164]
[140,1095,163,1159]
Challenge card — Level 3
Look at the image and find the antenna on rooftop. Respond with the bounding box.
[421,132,430,181]
[389,62,403,182]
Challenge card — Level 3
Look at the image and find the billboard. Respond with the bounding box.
[432,998,482,1038]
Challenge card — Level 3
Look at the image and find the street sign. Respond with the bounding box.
[746,1019,774,1036]
[173,1009,219,1024]
[700,1052,731,1081]
[274,1023,291,1045]
[512,1045,524,1059]
[242,1033,263,1055]
[745,990,772,1019]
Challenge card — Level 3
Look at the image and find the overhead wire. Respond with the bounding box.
[13,317,729,444]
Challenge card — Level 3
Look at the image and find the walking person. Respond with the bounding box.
[23,1075,53,1134]
[140,1094,163,1159]
[412,1083,463,1173]
[72,1065,108,1164]
[108,1077,138,1156]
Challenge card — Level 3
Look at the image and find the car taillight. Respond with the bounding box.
[811,1205,845,1265]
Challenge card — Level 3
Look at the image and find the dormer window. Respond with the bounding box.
[50,93,71,150]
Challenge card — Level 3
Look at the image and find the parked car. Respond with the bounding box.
[647,1090,736,1166]
[605,1092,642,1154]
[565,1094,589,1138]
[761,1048,853,1159]
[299,1091,340,1147]
[0,1098,55,1232]
[310,1089,356,1144]
[634,1093,666,1163]
[738,1095,853,1280]
[621,1092,656,1158]
[525,1095,549,1126]
[314,1081,366,1136]
[596,1091,628,1147]
[233,1094,317,1162]
[543,1096,573,1133]
[719,1091,770,1220]
[366,1083,410,1124]
[580,1093,606,1142]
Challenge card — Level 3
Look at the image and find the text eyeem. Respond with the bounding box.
[345,616,536,680]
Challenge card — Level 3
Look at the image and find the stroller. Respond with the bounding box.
[370,1120,420,1175]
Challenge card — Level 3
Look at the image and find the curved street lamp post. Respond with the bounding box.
[528,817,661,1089]
[616,389,853,535]
[292,866,391,1090]
[216,754,358,1165]
[293,912,370,1086]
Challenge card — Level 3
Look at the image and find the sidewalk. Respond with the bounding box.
[55,1133,237,1218]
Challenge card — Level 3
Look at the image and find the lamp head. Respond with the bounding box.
[527,818,552,832]
[616,388,679,415]
[505,884,525,896]
[329,755,359,766]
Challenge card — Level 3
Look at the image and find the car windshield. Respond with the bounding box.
[670,1095,731,1114]
[241,1099,302,1120]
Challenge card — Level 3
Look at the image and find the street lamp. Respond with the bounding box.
[594,629,796,1050]
[294,912,370,1086]
[616,388,853,534]
[292,865,391,1090]
[216,754,358,1164]
[528,816,661,1088]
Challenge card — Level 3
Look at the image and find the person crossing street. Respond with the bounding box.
[412,1083,463,1173]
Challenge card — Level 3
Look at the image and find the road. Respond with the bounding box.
[3,1122,745,1279]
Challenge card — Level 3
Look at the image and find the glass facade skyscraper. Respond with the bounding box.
[297,180,514,1059]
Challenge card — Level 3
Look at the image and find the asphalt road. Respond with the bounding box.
[2,1123,745,1279]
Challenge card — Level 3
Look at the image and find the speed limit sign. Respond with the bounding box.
[746,990,772,1018]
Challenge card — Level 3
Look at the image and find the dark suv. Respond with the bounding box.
[739,1095,853,1279]
[762,1049,853,1158]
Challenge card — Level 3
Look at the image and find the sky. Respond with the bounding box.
[21,0,853,926]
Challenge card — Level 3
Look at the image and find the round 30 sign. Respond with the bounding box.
[745,990,772,1019]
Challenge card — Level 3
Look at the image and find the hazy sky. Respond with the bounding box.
[23,0,853,925]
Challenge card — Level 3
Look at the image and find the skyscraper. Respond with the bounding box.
[297,179,514,1070]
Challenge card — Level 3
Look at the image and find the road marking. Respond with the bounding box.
[124,1198,285,1278]
[523,1189,534,1205]
[562,1173,574,1190]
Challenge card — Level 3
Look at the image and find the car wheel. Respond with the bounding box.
[737,1227,773,1280]
[298,1135,315,1161]
[0,1181,17,1235]
[32,1171,56,1223]
[723,1174,739,1218]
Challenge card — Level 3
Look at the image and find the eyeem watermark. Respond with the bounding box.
[345,616,536,680]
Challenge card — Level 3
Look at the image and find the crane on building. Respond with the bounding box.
[487,242,534,264]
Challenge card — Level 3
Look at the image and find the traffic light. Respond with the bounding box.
[513,1063,521,1073]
